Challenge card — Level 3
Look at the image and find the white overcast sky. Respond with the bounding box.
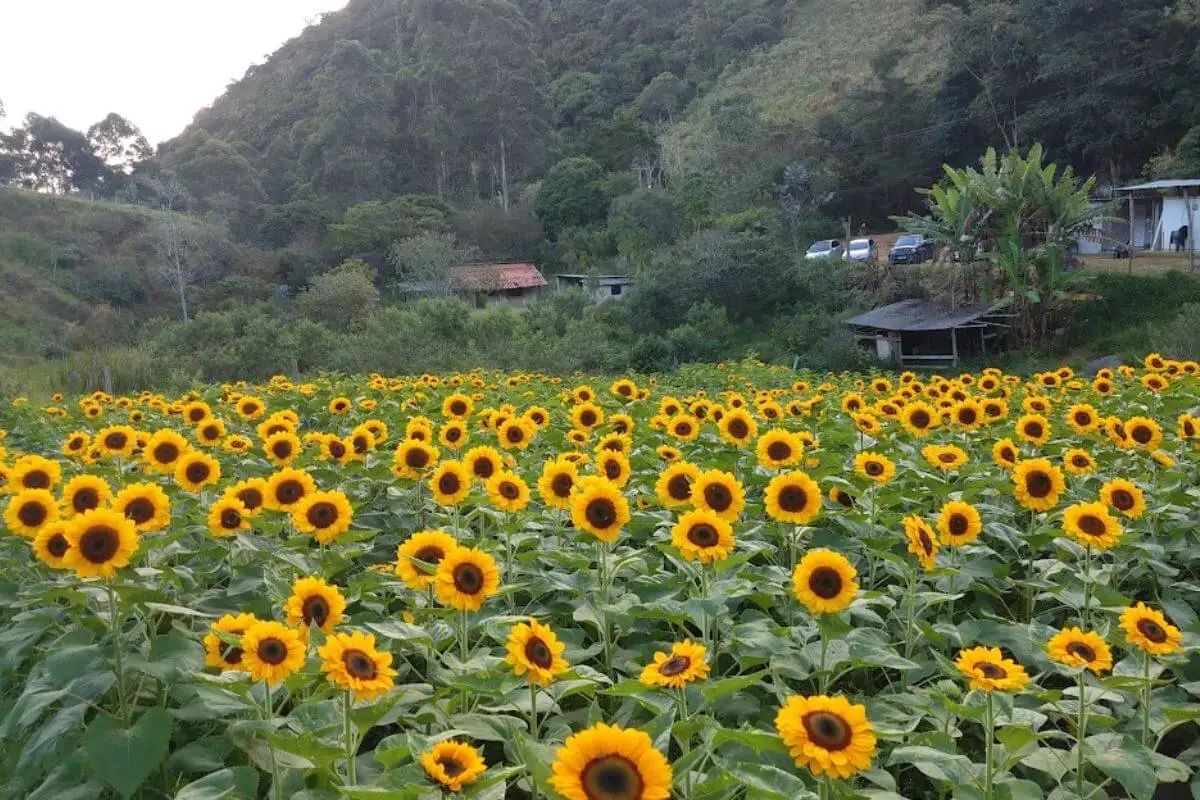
[0,0,349,145]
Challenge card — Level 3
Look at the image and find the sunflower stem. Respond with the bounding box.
[529,680,539,740]
[984,691,995,800]
[819,627,830,695]
[264,682,283,800]
[1080,546,1092,629]
[459,608,470,711]
[903,564,918,687]
[678,686,693,800]
[343,690,357,786]
[867,484,877,590]
[1141,650,1152,747]
[1024,512,1038,623]
[106,584,128,724]
[1076,668,1087,798]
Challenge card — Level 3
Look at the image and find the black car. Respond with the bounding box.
[888,234,936,265]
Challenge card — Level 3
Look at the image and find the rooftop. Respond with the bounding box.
[1114,178,1200,192]
[844,299,1007,332]
[452,263,547,291]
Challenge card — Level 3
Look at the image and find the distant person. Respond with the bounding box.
[1178,225,1189,252]
[858,222,867,236]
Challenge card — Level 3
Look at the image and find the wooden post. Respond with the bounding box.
[1128,194,1135,274]
[1187,188,1196,271]
[950,327,959,368]
[102,366,113,395]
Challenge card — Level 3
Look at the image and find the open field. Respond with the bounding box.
[0,360,1198,799]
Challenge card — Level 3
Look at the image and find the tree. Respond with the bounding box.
[634,72,689,124]
[387,232,481,292]
[774,164,833,251]
[608,188,682,258]
[0,113,108,194]
[87,113,152,175]
[295,259,381,331]
[329,195,452,257]
[534,156,607,237]
[144,176,201,322]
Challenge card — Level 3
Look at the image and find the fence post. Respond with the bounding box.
[103,366,113,395]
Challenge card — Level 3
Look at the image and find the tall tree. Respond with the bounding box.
[87,113,152,175]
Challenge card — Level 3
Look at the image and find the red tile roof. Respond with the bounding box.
[452,263,547,291]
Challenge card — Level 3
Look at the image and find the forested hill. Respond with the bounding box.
[154,0,1200,247]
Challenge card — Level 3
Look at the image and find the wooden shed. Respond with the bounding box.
[844,299,1011,368]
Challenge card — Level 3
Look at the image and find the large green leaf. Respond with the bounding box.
[174,767,258,800]
[1086,736,1157,800]
[81,707,174,799]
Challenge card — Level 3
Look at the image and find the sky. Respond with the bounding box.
[0,0,350,145]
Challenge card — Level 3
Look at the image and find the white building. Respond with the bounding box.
[1086,178,1200,253]
[555,274,634,304]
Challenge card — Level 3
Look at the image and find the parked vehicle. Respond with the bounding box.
[805,239,842,261]
[843,238,877,263]
[888,234,936,264]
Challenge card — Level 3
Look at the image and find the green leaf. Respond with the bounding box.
[174,768,258,800]
[82,707,174,799]
[888,745,977,784]
[702,670,769,703]
[1087,738,1157,800]
[713,757,816,799]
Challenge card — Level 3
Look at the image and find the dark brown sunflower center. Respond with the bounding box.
[674,422,693,436]
[667,475,692,501]
[864,461,883,476]
[438,472,462,495]
[580,410,597,427]
[958,409,978,425]
[948,514,968,537]
[188,409,206,422]
[834,490,855,508]
[917,528,934,554]
[524,637,553,669]
[46,533,69,557]
[79,526,120,563]
[910,410,931,428]
[219,642,244,665]
[703,483,732,512]
[72,487,101,513]
[999,446,1015,462]
[604,460,622,480]
[328,440,347,459]
[122,497,154,524]
[778,485,809,513]
[405,448,430,469]
[1136,618,1168,642]
[505,426,524,444]
[977,662,1006,679]
[275,480,304,504]
[728,419,749,438]
[415,546,445,565]
[808,566,843,599]
[659,655,691,676]
[343,649,378,679]
[301,595,329,627]
[617,384,633,396]
[264,424,287,437]
[306,502,338,529]
[272,441,293,459]
[688,522,720,548]
[68,437,85,451]
[201,425,220,441]
[453,563,485,594]
[582,755,642,800]
[257,638,287,665]
[409,429,428,441]
[611,419,625,433]
[499,481,521,500]
[242,403,260,415]
[185,462,211,484]
[1072,455,1089,467]
[220,509,242,529]
[237,488,263,511]
[1066,642,1096,662]
[438,757,465,778]
[1077,514,1106,537]
[352,436,370,453]
[449,400,467,416]
[1074,412,1091,426]
[585,498,617,529]
[1131,426,1153,444]
[17,501,48,527]
[551,473,574,498]
[1025,471,1053,498]
[938,453,958,464]
[1024,422,1044,438]
[472,458,495,479]
[766,441,792,461]
[23,471,51,489]
[445,426,462,442]
[1110,489,1134,510]
[802,711,853,751]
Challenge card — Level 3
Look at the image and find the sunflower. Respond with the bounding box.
[62,431,92,458]
[4,489,60,537]
[655,462,700,508]
[538,459,578,510]
[828,487,856,508]
[571,402,604,430]
[756,429,804,470]
[317,630,397,701]
[937,500,982,546]
[391,440,440,480]
[442,393,475,419]
[853,452,895,484]
[194,418,227,448]
[608,412,633,435]
[111,483,172,532]
[60,474,112,517]
[203,613,260,670]
[900,402,939,437]
[439,420,469,450]
[775,694,877,779]
[240,621,306,685]
[260,430,299,466]
[292,490,353,544]
[205,495,249,537]
[981,398,1008,421]
[10,455,62,491]
[596,451,631,488]
[280,576,346,636]
[1152,449,1176,468]
[671,509,734,564]
[567,428,591,446]
[175,451,221,493]
[571,477,631,543]
[1119,602,1183,656]
[526,406,553,429]
[235,395,266,419]
[485,471,531,512]
[1047,628,1112,673]
[497,418,534,451]
[143,429,190,473]
[1015,414,1051,446]
[659,396,683,417]
[667,413,701,442]
[640,640,710,688]
[949,399,983,430]
[691,470,745,522]
[1062,501,1122,550]
[1099,478,1145,519]
[1142,373,1169,392]
[1012,458,1065,512]
[463,446,503,483]
[31,521,71,568]
[328,396,353,415]
[62,508,139,579]
[396,530,458,590]
[793,549,858,614]
[1124,416,1163,450]
[256,415,296,441]
[765,471,822,525]
[955,646,1030,692]
[506,619,570,685]
[718,409,758,447]
[182,400,213,425]
[549,723,672,800]
[421,741,487,793]
[904,515,938,570]
[435,547,501,611]
[1065,403,1100,435]
[991,438,1020,470]
[224,434,253,455]
[265,468,317,511]
[347,426,377,457]
[924,444,968,471]
[430,461,472,506]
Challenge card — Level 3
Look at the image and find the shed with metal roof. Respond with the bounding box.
[844,299,1011,368]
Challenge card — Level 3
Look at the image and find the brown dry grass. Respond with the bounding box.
[1082,252,1200,275]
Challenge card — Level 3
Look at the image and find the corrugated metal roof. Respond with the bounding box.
[844,299,1004,332]
[452,263,547,291]
[1115,179,1200,192]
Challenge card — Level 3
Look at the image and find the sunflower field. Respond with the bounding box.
[1,356,1199,800]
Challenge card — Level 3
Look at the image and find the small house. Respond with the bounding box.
[1078,179,1200,254]
[451,263,547,308]
[555,274,634,304]
[845,299,1011,368]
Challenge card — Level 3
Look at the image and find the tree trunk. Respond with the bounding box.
[499,132,510,213]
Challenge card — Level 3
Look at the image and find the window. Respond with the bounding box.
[610,284,623,296]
